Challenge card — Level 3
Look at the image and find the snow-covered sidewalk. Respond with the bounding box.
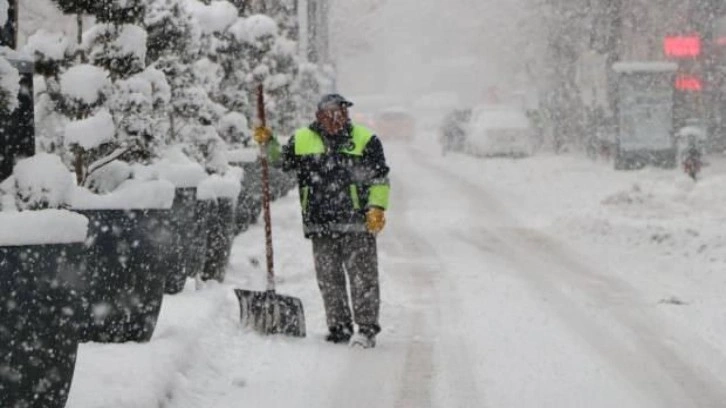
[66,145,726,407]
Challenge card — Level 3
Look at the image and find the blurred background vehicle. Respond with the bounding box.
[465,105,535,158]
[373,108,416,141]
[411,91,461,128]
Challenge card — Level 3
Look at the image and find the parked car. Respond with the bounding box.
[439,108,472,155]
[374,108,416,141]
[465,105,535,158]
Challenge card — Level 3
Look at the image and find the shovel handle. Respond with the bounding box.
[257,84,275,292]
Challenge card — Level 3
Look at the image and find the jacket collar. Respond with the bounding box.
[309,121,354,151]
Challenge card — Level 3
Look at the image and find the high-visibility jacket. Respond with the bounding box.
[280,122,390,238]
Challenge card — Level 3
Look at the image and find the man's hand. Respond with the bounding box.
[253,126,273,144]
[366,207,386,234]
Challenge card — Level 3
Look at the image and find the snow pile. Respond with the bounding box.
[24,29,71,61]
[218,111,249,144]
[227,147,258,163]
[66,285,240,408]
[71,179,176,210]
[84,161,133,194]
[60,65,111,104]
[138,67,172,106]
[115,74,154,105]
[197,166,243,201]
[148,147,208,188]
[193,58,223,94]
[228,14,278,44]
[600,174,726,219]
[0,210,88,246]
[85,24,147,66]
[185,0,238,34]
[64,109,115,150]
[12,153,74,210]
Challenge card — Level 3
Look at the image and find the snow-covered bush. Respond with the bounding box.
[11,153,74,211]
[144,0,201,64]
[218,111,249,145]
[225,14,298,134]
[144,0,232,173]
[50,0,145,24]
[30,3,176,191]
[23,29,75,77]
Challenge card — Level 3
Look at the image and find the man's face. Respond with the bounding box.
[317,106,349,135]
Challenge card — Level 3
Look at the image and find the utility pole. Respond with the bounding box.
[307,0,329,64]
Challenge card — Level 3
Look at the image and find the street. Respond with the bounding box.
[67,142,726,408]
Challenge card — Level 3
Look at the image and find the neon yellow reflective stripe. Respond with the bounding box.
[343,125,374,156]
[293,125,374,156]
[294,128,325,155]
[350,184,360,209]
[301,186,310,212]
[368,184,390,209]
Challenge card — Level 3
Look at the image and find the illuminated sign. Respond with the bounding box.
[675,74,702,91]
[664,36,701,58]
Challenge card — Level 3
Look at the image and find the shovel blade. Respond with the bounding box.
[234,289,306,337]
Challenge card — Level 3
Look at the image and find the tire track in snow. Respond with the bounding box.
[386,166,485,407]
[456,228,726,407]
[406,150,726,406]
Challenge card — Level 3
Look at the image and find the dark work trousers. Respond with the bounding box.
[311,232,381,334]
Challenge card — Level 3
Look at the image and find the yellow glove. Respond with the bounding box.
[365,207,386,234]
[253,126,273,144]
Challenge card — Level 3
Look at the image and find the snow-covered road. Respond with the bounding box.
[67,142,726,408]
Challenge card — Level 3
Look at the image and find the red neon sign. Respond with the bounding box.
[664,36,701,58]
[675,74,702,91]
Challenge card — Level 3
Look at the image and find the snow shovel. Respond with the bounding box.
[234,84,306,337]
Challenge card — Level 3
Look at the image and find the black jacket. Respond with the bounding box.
[281,122,389,238]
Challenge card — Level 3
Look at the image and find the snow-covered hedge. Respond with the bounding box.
[0,210,88,245]
[142,147,208,188]
[197,166,243,201]
[71,179,175,210]
[12,153,74,211]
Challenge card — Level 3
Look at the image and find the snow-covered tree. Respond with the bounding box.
[292,61,334,122]
[146,0,231,172]
[29,0,171,187]
[226,14,298,134]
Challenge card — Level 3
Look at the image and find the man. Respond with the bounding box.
[253,94,390,348]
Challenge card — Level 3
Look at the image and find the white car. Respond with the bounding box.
[465,105,535,157]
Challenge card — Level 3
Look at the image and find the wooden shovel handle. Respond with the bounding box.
[257,84,275,292]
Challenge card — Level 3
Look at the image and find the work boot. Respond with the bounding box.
[325,324,353,344]
[349,326,378,349]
